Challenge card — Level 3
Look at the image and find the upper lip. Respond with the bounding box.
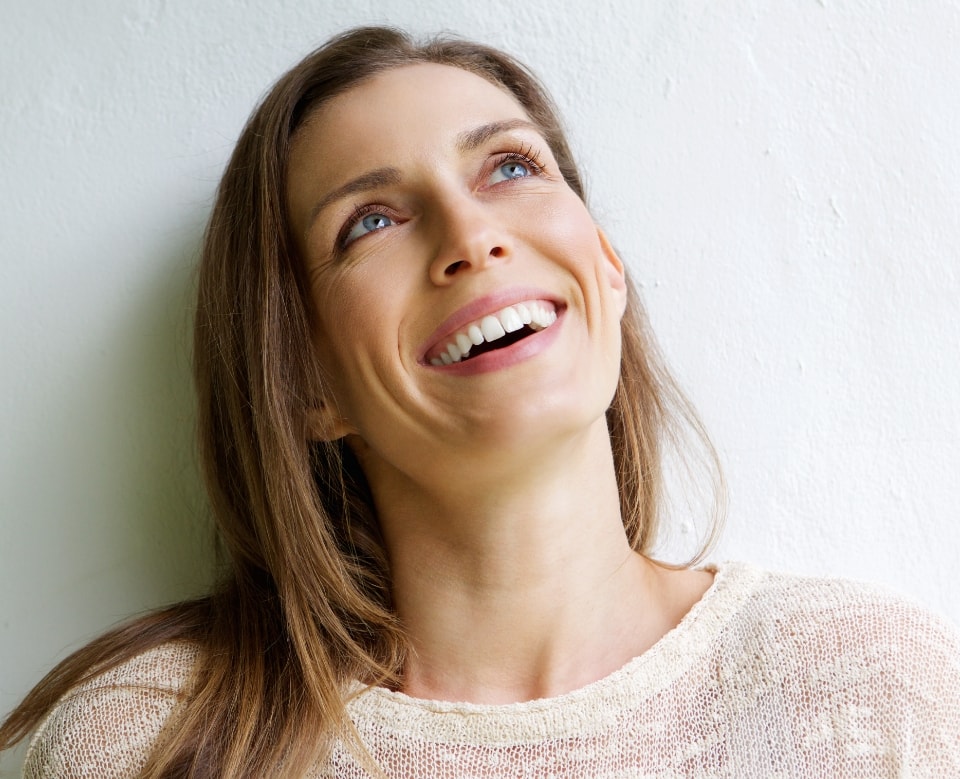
[418,287,563,363]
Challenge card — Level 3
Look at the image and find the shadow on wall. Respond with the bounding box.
[0,219,218,776]
[103,224,218,602]
[61,222,218,607]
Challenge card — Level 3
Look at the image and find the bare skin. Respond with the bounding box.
[287,63,713,704]
[379,420,714,703]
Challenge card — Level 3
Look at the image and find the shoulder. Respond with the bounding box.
[720,562,959,651]
[23,641,199,779]
[712,562,960,769]
[714,561,960,672]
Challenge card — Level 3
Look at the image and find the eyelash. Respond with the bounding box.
[333,143,548,255]
[332,203,396,255]
[491,144,546,179]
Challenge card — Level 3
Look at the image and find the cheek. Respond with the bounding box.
[311,271,406,406]
[314,266,375,332]
[532,194,599,259]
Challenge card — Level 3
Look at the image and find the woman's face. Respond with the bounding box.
[287,63,627,489]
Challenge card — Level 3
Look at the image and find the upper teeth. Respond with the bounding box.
[430,301,558,366]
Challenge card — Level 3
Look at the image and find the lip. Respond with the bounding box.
[417,287,564,364]
[427,307,565,375]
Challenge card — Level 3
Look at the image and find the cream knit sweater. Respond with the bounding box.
[23,563,960,778]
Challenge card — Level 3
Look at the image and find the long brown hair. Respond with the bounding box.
[0,26,722,777]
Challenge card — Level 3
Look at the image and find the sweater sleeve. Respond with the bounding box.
[884,601,960,775]
[767,575,960,777]
[21,642,196,779]
[22,684,182,779]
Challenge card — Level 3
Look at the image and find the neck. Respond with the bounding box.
[364,418,711,704]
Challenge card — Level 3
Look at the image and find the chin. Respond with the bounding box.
[460,387,613,451]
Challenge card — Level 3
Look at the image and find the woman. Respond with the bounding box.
[2,26,958,778]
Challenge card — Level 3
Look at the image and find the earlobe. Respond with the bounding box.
[306,398,355,442]
[597,228,628,315]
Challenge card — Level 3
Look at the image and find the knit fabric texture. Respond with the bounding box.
[22,563,960,778]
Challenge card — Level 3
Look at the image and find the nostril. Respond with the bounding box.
[490,246,504,259]
[445,260,466,276]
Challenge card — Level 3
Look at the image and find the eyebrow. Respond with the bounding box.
[307,167,401,229]
[456,118,540,153]
[305,118,542,230]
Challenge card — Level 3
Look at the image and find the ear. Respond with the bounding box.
[597,228,628,316]
[306,397,355,442]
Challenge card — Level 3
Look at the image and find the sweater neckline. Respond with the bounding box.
[348,561,766,742]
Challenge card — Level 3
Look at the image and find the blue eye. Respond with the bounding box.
[489,159,532,184]
[344,211,394,245]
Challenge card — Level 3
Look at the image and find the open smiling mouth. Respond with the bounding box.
[427,301,559,366]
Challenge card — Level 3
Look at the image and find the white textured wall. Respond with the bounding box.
[2,1,958,773]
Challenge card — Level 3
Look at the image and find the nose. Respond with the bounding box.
[427,194,511,285]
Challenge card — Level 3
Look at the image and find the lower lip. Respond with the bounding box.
[426,310,565,376]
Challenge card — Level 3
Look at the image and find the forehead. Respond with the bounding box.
[290,63,532,167]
